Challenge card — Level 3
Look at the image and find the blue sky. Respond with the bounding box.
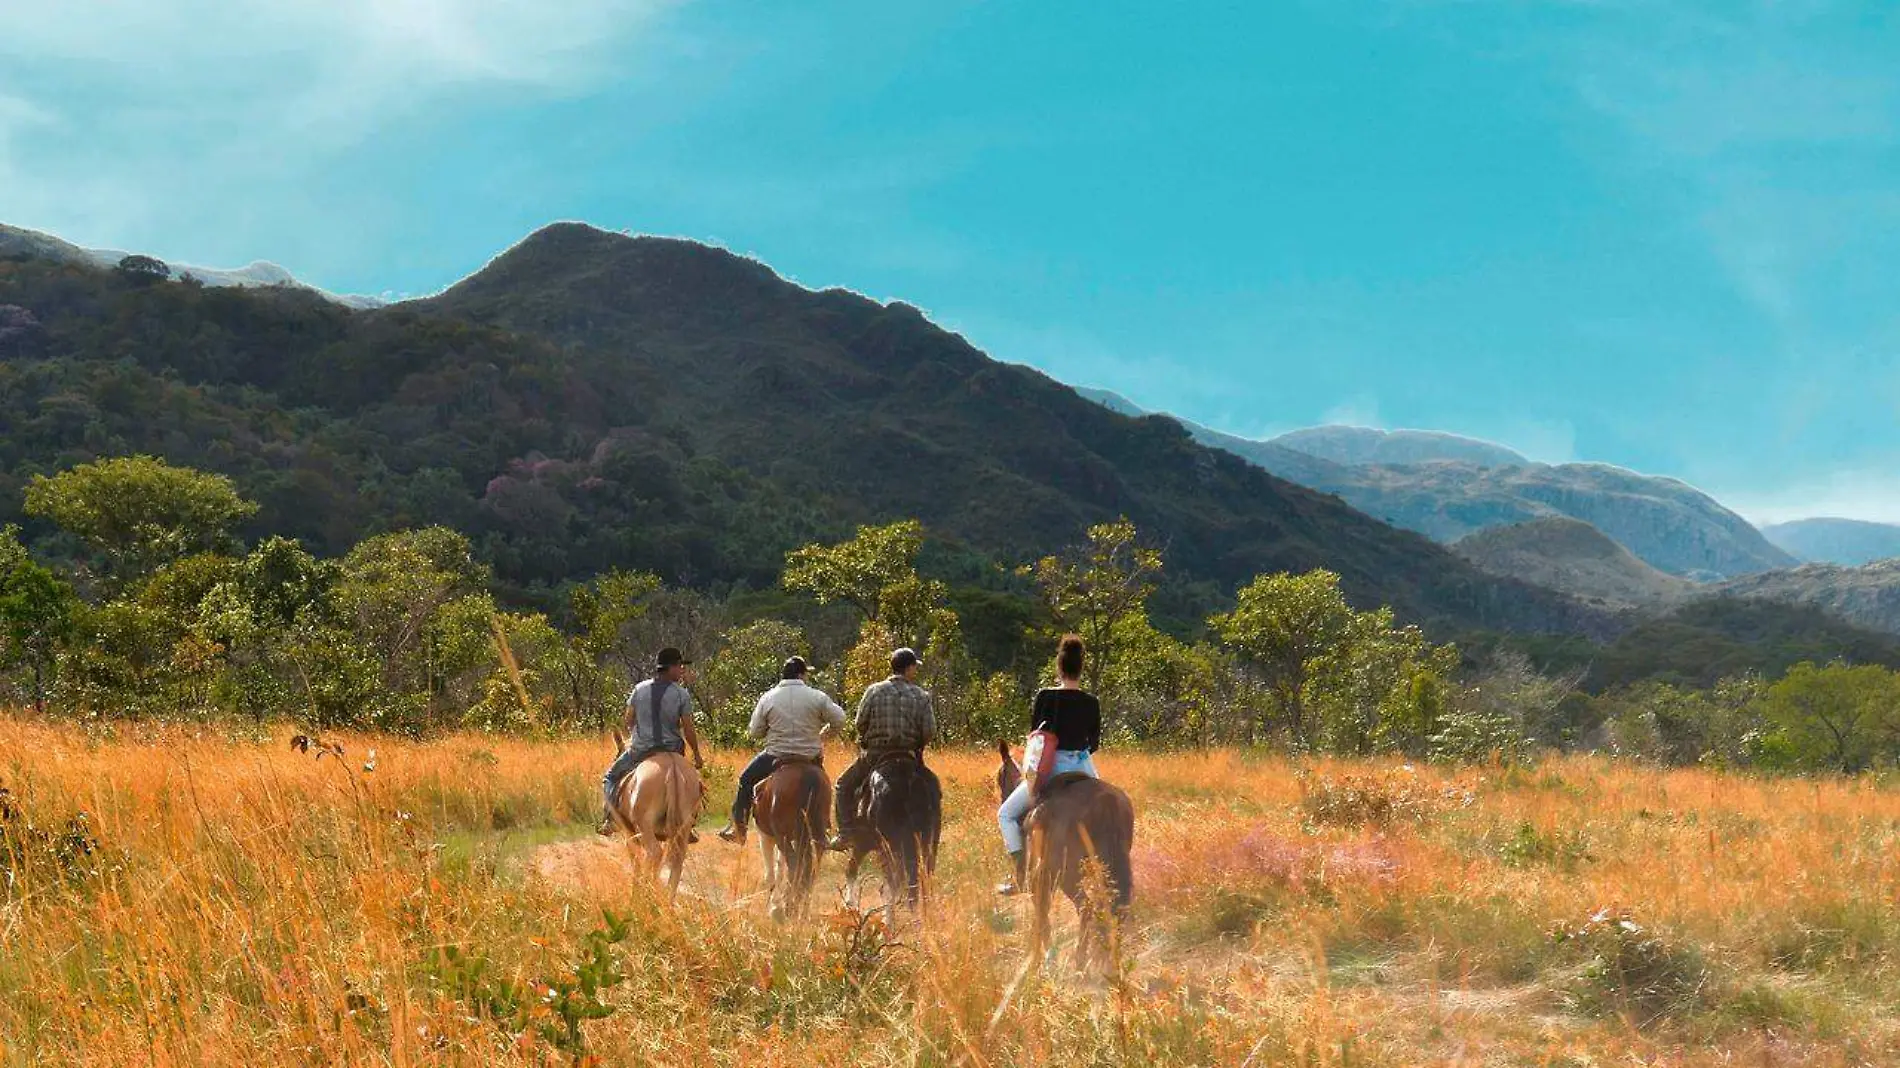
[3,1,1898,523]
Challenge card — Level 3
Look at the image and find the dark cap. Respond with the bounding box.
[781,656,811,680]
[890,647,922,674]
[656,647,691,669]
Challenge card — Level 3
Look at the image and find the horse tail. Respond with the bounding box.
[1095,785,1136,913]
[669,758,699,838]
[794,765,827,895]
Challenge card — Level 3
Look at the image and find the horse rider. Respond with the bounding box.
[826,647,936,851]
[599,646,706,836]
[716,656,846,845]
[995,633,1102,895]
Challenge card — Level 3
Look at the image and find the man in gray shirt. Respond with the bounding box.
[599,646,705,834]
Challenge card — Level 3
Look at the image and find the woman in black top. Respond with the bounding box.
[996,634,1101,894]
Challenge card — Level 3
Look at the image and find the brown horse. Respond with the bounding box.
[611,751,704,901]
[752,757,832,919]
[841,753,941,917]
[996,741,1135,973]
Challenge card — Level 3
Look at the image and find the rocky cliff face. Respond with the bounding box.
[1715,560,1900,637]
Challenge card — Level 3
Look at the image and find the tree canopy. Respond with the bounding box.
[24,455,257,585]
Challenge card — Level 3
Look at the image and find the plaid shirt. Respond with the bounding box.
[854,676,936,751]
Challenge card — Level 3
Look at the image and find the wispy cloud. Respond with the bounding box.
[1564,2,1900,337]
[0,0,677,263]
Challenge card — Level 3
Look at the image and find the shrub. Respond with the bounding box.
[1554,908,1711,1023]
[1296,768,1472,829]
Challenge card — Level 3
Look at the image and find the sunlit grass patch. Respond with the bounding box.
[2,721,1899,1063]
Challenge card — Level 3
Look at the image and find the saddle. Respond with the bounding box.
[773,753,820,767]
[1027,772,1096,811]
[867,749,923,773]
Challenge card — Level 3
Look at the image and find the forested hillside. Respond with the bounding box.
[0,224,1603,637]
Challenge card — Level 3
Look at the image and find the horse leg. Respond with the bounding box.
[640,833,664,889]
[842,848,866,911]
[1028,863,1054,968]
[785,834,809,919]
[1073,886,1103,976]
[663,833,687,901]
[760,833,783,917]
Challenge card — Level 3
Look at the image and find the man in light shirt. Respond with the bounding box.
[716,656,847,845]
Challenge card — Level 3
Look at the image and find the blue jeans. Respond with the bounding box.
[997,749,1098,853]
[602,745,679,813]
[730,751,824,825]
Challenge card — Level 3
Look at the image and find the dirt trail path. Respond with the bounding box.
[529,833,897,915]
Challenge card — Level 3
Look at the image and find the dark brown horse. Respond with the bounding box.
[751,757,832,919]
[842,752,941,916]
[996,741,1135,972]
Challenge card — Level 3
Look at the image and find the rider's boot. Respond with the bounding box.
[595,808,616,836]
[995,850,1026,896]
[717,818,746,845]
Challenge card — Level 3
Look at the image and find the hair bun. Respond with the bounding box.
[1056,633,1085,679]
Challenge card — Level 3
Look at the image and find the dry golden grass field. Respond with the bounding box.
[4,719,1900,1066]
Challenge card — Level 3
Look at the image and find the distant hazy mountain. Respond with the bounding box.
[0,223,383,309]
[1273,425,1529,467]
[1761,518,1900,566]
[1077,391,1795,580]
[1454,517,1691,610]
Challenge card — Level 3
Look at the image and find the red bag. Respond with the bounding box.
[1021,729,1059,796]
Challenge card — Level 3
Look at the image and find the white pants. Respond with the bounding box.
[998,749,1098,853]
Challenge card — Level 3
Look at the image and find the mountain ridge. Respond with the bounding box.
[1453,517,1692,610]
[1079,391,1795,579]
[0,219,1610,641]
[1762,518,1900,567]
[417,221,1610,634]
[1273,424,1529,467]
[0,222,384,309]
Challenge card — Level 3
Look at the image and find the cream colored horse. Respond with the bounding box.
[612,752,704,901]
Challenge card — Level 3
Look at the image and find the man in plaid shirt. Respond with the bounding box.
[827,646,936,850]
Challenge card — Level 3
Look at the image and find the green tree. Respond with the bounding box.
[193,538,349,722]
[783,519,955,654]
[782,520,926,624]
[115,254,170,284]
[1030,517,1163,696]
[335,528,493,729]
[1098,615,1218,744]
[0,526,79,713]
[1751,661,1900,773]
[24,456,258,585]
[1307,607,1459,756]
[563,569,664,725]
[697,619,810,746]
[1211,569,1355,747]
